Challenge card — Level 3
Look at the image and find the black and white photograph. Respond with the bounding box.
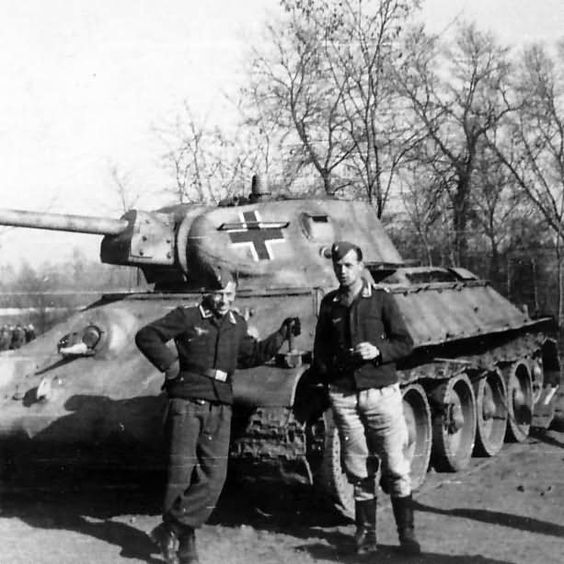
[0,1,562,562]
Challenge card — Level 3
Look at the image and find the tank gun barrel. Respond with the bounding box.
[0,208,129,235]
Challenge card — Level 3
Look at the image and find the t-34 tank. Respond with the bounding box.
[0,176,560,516]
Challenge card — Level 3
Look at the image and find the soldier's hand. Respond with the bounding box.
[354,342,380,360]
[164,359,180,381]
[280,317,301,339]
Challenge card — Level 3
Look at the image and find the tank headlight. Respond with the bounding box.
[57,324,102,357]
[82,325,102,349]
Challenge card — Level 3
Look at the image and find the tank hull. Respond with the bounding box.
[3,280,558,515]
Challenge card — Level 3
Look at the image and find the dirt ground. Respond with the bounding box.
[1,398,563,564]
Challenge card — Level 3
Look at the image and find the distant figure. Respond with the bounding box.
[0,325,11,351]
[313,241,420,556]
[24,323,36,342]
[135,267,300,564]
[10,324,26,350]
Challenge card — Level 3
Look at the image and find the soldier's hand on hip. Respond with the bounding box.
[354,342,380,360]
[164,359,180,381]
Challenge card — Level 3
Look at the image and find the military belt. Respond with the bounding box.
[189,398,208,406]
[185,364,230,382]
[202,368,228,382]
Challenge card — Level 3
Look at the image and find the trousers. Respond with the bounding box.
[328,382,411,499]
[162,397,232,528]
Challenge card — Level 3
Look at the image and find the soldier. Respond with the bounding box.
[24,323,36,342]
[0,325,11,351]
[313,241,420,556]
[10,324,26,350]
[135,267,300,564]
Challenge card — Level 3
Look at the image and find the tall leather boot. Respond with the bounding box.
[177,526,200,564]
[391,494,421,556]
[149,522,180,564]
[354,498,378,554]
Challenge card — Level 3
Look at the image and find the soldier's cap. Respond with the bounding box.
[209,266,236,290]
[331,241,363,261]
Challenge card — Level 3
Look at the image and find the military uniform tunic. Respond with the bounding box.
[136,304,284,404]
[314,282,413,389]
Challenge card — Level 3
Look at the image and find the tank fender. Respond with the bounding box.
[232,365,306,408]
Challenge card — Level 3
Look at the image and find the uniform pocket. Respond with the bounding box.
[168,398,188,417]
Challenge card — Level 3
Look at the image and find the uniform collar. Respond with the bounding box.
[361,281,373,298]
[332,279,372,303]
[199,304,213,318]
[198,304,237,324]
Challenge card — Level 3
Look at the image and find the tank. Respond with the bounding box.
[0,176,560,517]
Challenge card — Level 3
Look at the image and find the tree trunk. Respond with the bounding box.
[488,241,502,288]
[452,167,472,266]
[556,240,564,328]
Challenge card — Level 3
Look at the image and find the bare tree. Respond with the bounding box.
[247,7,352,195]
[329,0,423,212]
[246,0,421,211]
[397,23,513,265]
[487,44,564,322]
[156,102,264,204]
[108,163,139,213]
[397,159,448,265]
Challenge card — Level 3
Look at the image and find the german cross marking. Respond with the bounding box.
[228,211,284,261]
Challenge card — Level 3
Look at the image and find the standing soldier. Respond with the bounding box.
[313,241,420,556]
[24,323,36,342]
[0,325,11,351]
[10,324,26,350]
[135,267,300,564]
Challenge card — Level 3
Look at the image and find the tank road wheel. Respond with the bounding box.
[308,409,354,518]
[401,384,432,490]
[504,362,534,443]
[473,370,508,457]
[431,373,477,472]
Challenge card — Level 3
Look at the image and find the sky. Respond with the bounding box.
[0,0,563,270]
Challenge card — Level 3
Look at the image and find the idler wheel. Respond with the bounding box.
[431,373,477,472]
[473,370,507,457]
[401,383,432,490]
[504,361,533,442]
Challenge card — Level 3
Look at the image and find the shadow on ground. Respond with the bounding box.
[0,467,164,562]
[0,469,516,564]
[413,500,564,538]
[529,427,564,448]
[298,543,512,564]
[213,482,514,563]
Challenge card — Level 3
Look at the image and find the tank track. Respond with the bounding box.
[229,406,312,485]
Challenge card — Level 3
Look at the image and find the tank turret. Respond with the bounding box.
[0,178,404,291]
